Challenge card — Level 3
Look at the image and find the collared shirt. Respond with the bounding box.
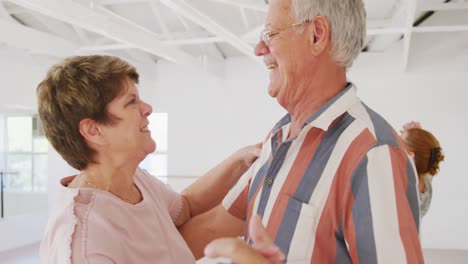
[223,84,423,263]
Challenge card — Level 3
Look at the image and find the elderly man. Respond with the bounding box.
[183,0,423,263]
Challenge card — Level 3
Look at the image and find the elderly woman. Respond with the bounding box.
[400,121,445,218]
[38,55,261,263]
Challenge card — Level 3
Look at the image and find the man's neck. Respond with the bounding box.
[286,68,347,139]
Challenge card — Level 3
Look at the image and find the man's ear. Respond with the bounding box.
[79,118,104,145]
[309,16,330,56]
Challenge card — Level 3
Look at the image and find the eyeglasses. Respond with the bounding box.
[260,19,311,46]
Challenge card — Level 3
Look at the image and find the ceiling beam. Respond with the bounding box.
[367,24,468,36]
[163,36,222,45]
[158,29,214,39]
[363,0,407,52]
[97,0,149,5]
[159,0,260,63]
[202,43,225,60]
[1,4,29,15]
[97,5,164,63]
[367,27,405,36]
[78,43,133,52]
[98,5,159,36]
[242,25,262,44]
[124,49,157,65]
[0,1,16,22]
[367,19,394,28]
[73,25,91,44]
[0,18,78,57]
[149,1,169,34]
[413,25,468,33]
[205,0,267,12]
[239,7,249,31]
[174,11,190,31]
[402,0,418,71]
[7,0,197,64]
[79,35,224,50]
[419,2,468,11]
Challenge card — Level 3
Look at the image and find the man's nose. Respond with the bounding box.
[254,39,269,56]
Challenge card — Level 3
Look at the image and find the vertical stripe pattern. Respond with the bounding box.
[222,84,423,263]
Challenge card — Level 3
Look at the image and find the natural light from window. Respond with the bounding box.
[3,115,48,192]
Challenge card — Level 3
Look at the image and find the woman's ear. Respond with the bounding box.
[79,118,104,145]
[409,151,415,159]
[309,16,330,56]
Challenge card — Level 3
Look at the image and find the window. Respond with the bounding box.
[1,115,48,192]
[139,113,168,182]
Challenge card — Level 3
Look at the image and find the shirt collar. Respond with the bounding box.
[272,83,359,134]
[305,83,359,131]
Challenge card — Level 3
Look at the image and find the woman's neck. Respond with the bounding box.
[70,163,142,204]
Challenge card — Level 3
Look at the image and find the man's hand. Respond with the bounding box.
[204,215,285,264]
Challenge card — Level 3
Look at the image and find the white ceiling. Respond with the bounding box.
[1,0,467,71]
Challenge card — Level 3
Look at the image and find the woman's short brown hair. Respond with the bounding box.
[403,128,445,176]
[37,55,139,170]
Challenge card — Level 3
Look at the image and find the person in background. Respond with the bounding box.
[400,121,445,218]
[37,55,261,264]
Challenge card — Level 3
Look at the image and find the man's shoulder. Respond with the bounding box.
[346,101,400,149]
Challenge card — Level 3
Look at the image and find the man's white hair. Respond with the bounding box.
[290,0,366,67]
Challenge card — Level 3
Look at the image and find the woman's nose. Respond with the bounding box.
[141,101,152,117]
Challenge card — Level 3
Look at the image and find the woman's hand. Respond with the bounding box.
[204,215,285,264]
[235,143,262,167]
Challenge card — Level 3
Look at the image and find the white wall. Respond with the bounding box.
[152,59,285,176]
[1,40,467,252]
[0,49,54,111]
[3,192,47,217]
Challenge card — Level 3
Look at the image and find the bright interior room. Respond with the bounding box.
[0,0,467,263]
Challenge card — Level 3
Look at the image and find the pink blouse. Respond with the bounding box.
[40,168,196,264]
